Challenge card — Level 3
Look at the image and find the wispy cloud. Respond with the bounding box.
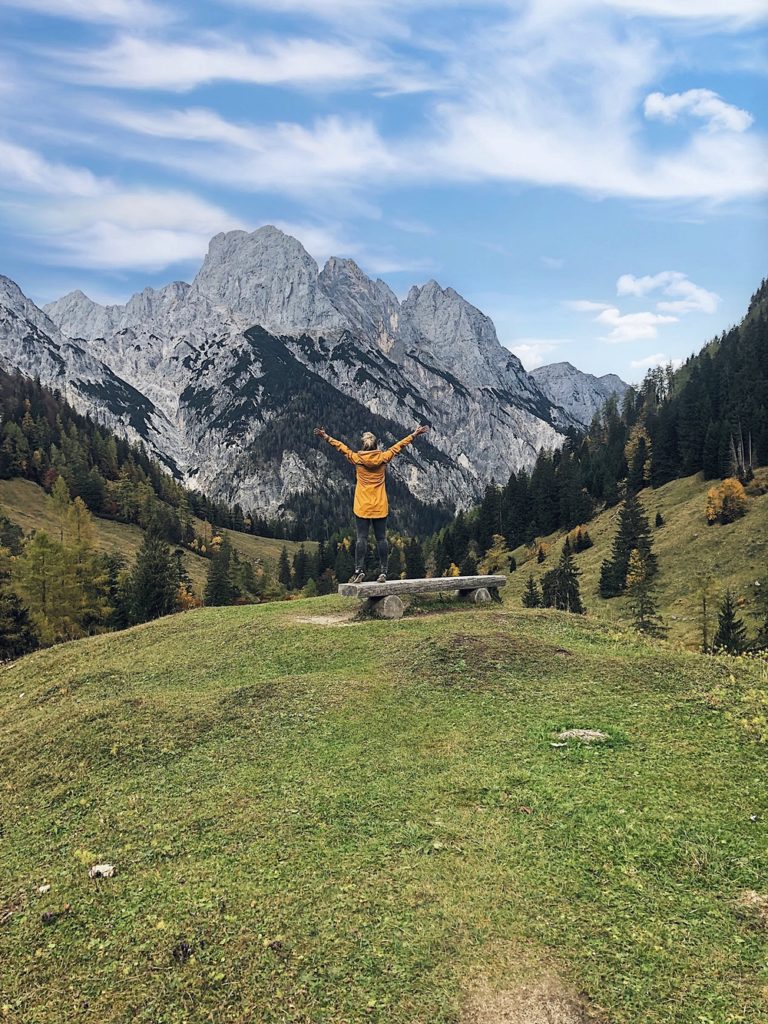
[0,139,242,270]
[617,271,720,314]
[53,34,391,91]
[90,105,398,196]
[0,0,169,25]
[0,140,104,197]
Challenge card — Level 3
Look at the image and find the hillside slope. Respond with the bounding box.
[0,478,313,595]
[1,598,766,1023]
[505,469,768,649]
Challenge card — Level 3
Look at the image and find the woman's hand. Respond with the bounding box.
[414,425,430,437]
[314,426,328,439]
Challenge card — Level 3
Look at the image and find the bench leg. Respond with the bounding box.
[364,595,405,620]
[458,587,492,604]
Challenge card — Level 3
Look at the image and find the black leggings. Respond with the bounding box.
[355,516,388,572]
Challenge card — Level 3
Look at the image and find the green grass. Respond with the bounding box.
[0,478,314,596]
[1,596,766,1022]
[506,468,768,649]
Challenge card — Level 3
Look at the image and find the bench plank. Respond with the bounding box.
[338,575,506,599]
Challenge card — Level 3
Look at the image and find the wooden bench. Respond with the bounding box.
[337,575,507,619]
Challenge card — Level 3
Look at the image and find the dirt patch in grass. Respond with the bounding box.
[462,974,602,1023]
[734,890,768,928]
[293,613,356,627]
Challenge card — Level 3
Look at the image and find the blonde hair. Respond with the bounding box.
[361,431,377,450]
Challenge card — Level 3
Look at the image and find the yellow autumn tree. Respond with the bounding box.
[706,478,747,525]
[624,423,653,485]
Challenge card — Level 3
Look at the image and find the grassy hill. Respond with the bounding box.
[505,468,768,649]
[1,596,766,1023]
[0,478,315,596]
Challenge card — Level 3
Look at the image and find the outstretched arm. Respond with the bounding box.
[314,426,356,463]
[382,424,429,463]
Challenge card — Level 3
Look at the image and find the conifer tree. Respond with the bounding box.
[541,545,584,614]
[599,491,656,598]
[333,540,354,584]
[126,531,179,624]
[522,574,541,608]
[625,549,667,638]
[278,545,292,589]
[0,588,38,659]
[292,544,309,590]
[204,536,238,606]
[387,543,404,580]
[405,538,426,579]
[460,544,478,577]
[712,589,748,655]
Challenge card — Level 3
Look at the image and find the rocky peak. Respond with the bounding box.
[318,256,406,355]
[531,361,629,428]
[191,225,344,336]
[401,278,532,392]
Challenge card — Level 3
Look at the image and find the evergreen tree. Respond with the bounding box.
[292,544,310,590]
[387,543,405,580]
[404,538,426,579]
[541,545,585,614]
[204,536,237,606]
[655,511,664,528]
[625,549,667,638]
[599,491,656,598]
[522,574,541,608]
[126,531,179,624]
[459,544,478,577]
[277,545,292,589]
[712,589,748,655]
[0,588,38,660]
[333,540,354,584]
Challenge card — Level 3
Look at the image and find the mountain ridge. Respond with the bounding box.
[2,225,628,523]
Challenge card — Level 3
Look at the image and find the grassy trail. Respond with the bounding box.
[1,597,766,1023]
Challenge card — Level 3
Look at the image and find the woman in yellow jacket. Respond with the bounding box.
[314,424,430,583]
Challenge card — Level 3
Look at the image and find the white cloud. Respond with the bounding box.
[0,0,167,24]
[600,0,767,20]
[566,300,612,312]
[508,338,568,369]
[91,105,398,195]
[617,271,720,313]
[0,140,104,197]
[644,89,754,132]
[595,307,678,343]
[630,352,684,370]
[0,139,242,271]
[541,256,564,269]
[55,34,390,92]
[418,8,766,202]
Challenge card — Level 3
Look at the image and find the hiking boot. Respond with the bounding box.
[376,572,387,583]
[349,570,366,584]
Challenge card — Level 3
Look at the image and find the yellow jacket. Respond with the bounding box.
[326,433,415,518]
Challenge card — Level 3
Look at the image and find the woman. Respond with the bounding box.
[314,424,430,583]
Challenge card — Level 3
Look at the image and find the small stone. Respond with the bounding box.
[555,729,610,743]
[88,863,115,879]
[38,884,51,895]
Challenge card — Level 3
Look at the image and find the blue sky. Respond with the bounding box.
[0,0,765,381]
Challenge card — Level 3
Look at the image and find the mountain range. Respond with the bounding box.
[0,225,627,525]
